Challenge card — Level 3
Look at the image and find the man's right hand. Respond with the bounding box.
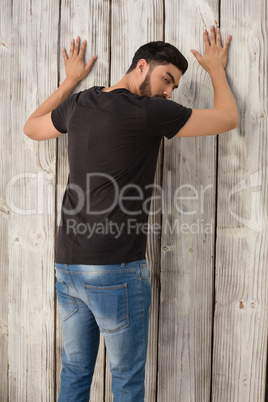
[190,26,231,73]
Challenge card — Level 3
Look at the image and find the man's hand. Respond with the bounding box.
[62,37,97,85]
[176,26,239,138]
[190,26,231,73]
[24,36,97,141]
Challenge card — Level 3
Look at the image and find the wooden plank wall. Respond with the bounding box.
[0,0,267,401]
[1,0,59,401]
[159,1,218,401]
[212,0,268,400]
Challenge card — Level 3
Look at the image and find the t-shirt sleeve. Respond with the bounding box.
[146,97,192,139]
[51,92,80,134]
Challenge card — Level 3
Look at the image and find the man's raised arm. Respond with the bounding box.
[177,26,239,138]
[23,37,97,141]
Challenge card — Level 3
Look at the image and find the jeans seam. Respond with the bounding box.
[102,322,129,333]
[65,266,80,298]
[138,277,145,318]
[84,284,127,290]
[56,271,78,321]
[61,302,78,321]
[68,269,136,275]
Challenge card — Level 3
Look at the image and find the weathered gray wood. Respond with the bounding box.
[57,0,110,400]
[145,149,164,401]
[109,1,164,400]
[110,0,164,84]
[0,1,12,400]
[5,0,59,400]
[159,1,219,400]
[212,0,268,400]
[1,0,267,400]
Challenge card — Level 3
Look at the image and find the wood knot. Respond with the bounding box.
[29,231,46,248]
[162,245,170,251]
[0,205,9,215]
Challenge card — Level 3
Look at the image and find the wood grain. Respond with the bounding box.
[159,0,219,400]
[212,0,268,400]
[5,0,59,400]
[0,1,12,400]
[0,0,267,400]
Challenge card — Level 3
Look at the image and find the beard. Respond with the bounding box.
[139,70,152,97]
[139,70,166,98]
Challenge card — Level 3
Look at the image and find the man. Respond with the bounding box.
[24,27,238,402]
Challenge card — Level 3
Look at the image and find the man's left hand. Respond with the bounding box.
[62,37,97,85]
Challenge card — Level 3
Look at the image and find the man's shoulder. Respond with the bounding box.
[79,86,103,96]
[72,86,104,106]
[146,96,184,113]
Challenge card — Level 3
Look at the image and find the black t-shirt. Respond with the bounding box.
[51,86,192,264]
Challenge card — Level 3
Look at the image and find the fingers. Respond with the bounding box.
[190,49,201,63]
[85,55,98,73]
[216,27,222,47]
[74,36,80,56]
[203,26,217,47]
[69,38,75,57]
[216,27,232,49]
[79,39,87,59]
[204,26,231,50]
[68,37,87,58]
[203,29,210,51]
[209,26,216,46]
[62,47,68,65]
[223,34,232,50]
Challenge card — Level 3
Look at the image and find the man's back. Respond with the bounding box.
[52,86,192,264]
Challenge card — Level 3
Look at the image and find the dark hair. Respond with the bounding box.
[126,41,188,74]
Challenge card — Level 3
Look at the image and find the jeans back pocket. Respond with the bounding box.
[84,283,129,333]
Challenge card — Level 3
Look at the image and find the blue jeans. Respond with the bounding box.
[55,259,151,402]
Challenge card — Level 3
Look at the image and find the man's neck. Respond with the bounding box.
[101,74,139,95]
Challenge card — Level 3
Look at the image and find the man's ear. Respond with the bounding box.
[136,59,149,74]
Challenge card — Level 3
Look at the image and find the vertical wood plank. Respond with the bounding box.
[110,0,164,83]
[1,0,267,400]
[145,150,164,402]
[159,0,219,400]
[0,1,12,400]
[109,1,164,400]
[213,0,268,400]
[57,1,110,400]
[5,0,59,400]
